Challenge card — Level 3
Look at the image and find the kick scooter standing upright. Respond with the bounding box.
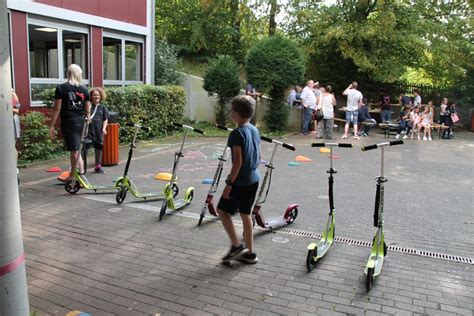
[65,119,120,194]
[198,125,231,226]
[115,122,178,204]
[306,142,352,272]
[252,135,299,230]
[361,139,403,292]
[159,123,204,221]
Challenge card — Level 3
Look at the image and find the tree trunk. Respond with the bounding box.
[268,0,277,36]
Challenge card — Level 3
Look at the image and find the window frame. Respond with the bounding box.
[103,30,144,87]
[28,16,89,107]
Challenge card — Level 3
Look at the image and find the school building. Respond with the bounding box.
[6,0,155,112]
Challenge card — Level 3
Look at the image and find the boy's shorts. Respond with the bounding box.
[217,182,259,215]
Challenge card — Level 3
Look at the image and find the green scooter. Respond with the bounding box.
[65,119,119,194]
[362,140,403,292]
[306,142,352,272]
[115,122,178,204]
[159,123,204,221]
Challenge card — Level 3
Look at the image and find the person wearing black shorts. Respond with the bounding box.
[217,95,261,264]
[49,64,90,180]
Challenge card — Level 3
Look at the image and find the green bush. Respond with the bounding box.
[246,35,305,131]
[155,40,182,85]
[105,85,186,143]
[203,55,241,125]
[37,88,55,108]
[19,111,64,164]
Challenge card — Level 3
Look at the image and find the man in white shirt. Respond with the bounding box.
[413,89,422,107]
[300,80,318,135]
[342,82,363,140]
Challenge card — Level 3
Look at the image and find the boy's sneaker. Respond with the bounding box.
[222,244,248,262]
[94,167,106,174]
[395,134,400,139]
[402,135,408,140]
[428,137,432,141]
[236,252,258,264]
[418,135,421,140]
[423,136,427,141]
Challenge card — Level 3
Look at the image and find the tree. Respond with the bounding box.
[203,55,241,125]
[246,35,305,131]
[284,1,473,92]
[154,39,182,85]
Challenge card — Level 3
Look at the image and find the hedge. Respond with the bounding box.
[105,85,186,143]
[19,111,64,164]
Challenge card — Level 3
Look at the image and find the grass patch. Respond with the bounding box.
[178,59,208,78]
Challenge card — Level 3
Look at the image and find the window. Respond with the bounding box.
[28,19,89,105]
[103,37,122,80]
[125,41,141,81]
[103,34,143,86]
[63,30,88,79]
[29,24,59,78]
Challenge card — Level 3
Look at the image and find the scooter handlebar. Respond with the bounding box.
[261,135,295,151]
[126,122,150,132]
[261,135,272,143]
[362,140,404,151]
[216,124,233,131]
[390,140,404,146]
[172,122,205,134]
[312,143,353,148]
[282,143,296,151]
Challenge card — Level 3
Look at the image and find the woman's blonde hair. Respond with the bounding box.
[89,87,106,102]
[66,64,83,86]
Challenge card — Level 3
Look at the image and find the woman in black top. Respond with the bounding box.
[49,64,90,179]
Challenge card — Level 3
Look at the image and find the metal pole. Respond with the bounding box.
[0,0,30,314]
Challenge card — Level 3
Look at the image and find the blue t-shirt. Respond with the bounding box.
[228,124,261,186]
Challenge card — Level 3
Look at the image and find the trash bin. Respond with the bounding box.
[102,112,119,166]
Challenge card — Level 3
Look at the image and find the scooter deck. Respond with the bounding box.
[136,192,166,199]
[264,216,289,229]
[316,239,333,259]
[173,198,190,210]
[365,255,384,276]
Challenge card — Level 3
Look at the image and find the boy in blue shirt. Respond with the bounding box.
[218,95,261,264]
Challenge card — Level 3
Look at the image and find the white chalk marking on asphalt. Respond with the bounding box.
[83,195,202,219]
[107,207,122,213]
[318,195,329,199]
[272,237,289,244]
[22,142,206,186]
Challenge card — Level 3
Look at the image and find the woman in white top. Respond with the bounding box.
[316,85,336,139]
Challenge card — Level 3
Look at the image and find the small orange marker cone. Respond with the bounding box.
[47,166,62,172]
[57,171,70,182]
[319,148,330,153]
[295,155,312,162]
[155,172,173,181]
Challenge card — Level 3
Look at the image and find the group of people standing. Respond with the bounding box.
[289,83,459,141]
[288,80,362,140]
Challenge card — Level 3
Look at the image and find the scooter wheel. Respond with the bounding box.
[65,181,80,194]
[383,241,388,257]
[366,268,374,292]
[286,207,298,224]
[306,248,318,272]
[116,187,127,204]
[159,200,167,221]
[172,183,179,198]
